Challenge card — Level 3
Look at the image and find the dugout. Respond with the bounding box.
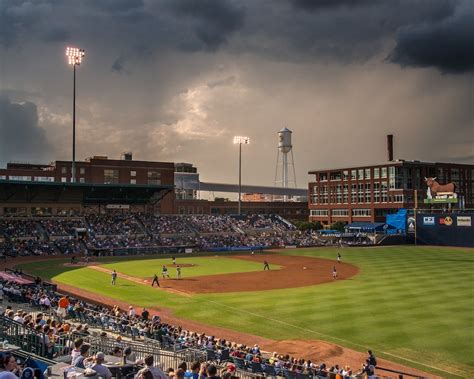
[416,212,474,247]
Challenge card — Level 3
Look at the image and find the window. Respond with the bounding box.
[351,170,357,180]
[389,166,396,189]
[34,176,54,182]
[343,170,349,181]
[104,169,119,184]
[352,209,372,217]
[358,169,364,180]
[310,209,329,216]
[319,173,328,181]
[79,178,85,183]
[148,171,161,185]
[381,167,387,178]
[130,179,136,184]
[332,209,349,217]
[374,168,379,179]
[0,175,6,180]
[131,170,136,177]
[61,167,67,174]
[394,194,404,203]
[365,168,371,179]
[80,167,85,175]
[9,176,32,181]
[61,177,67,183]
[330,171,342,181]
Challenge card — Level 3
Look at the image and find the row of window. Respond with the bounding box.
[317,167,391,182]
[1,175,55,182]
[310,209,372,217]
[311,192,403,204]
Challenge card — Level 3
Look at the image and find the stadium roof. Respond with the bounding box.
[0,180,173,204]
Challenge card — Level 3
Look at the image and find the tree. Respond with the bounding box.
[331,221,346,232]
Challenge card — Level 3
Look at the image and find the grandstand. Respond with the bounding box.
[0,214,321,258]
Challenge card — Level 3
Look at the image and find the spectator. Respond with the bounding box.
[88,352,112,379]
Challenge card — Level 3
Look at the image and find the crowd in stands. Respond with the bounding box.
[0,277,378,378]
[142,216,192,235]
[86,215,143,236]
[0,214,323,258]
[40,219,86,236]
[0,219,40,239]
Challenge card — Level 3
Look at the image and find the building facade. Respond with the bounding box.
[308,160,474,225]
[0,155,175,215]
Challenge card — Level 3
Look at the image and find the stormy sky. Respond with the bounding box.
[0,0,473,188]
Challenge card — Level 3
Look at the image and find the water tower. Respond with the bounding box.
[274,127,297,198]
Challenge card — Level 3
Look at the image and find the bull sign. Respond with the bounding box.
[425,177,457,199]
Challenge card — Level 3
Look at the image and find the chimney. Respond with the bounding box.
[387,134,394,161]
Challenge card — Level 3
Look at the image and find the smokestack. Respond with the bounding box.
[387,134,394,161]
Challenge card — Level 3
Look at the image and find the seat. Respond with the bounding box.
[264,364,277,377]
[250,361,264,374]
[232,357,247,371]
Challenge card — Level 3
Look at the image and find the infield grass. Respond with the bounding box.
[100,256,278,278]
[18,246,474,378]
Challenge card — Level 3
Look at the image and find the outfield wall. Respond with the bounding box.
[416,213,474,247]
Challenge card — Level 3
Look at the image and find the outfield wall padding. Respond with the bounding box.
[416,213,474,247]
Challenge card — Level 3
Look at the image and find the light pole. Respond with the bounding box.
[233,136,250,215]
[65,47,85,183]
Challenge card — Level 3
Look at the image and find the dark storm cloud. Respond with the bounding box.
[389,3,474,73]
[289,0,374,11]
[0,0,52,47]
[168,0,245,51]
[0,96,52,164]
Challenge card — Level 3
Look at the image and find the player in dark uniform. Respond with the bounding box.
[337,252,341,263]
[151,274,160,287]
[263,261,270,270]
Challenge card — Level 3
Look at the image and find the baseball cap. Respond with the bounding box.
[226,363,236,372]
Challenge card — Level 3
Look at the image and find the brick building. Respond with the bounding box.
[0,155,175,215]
[308,160,474,225]
[0,155,308,219]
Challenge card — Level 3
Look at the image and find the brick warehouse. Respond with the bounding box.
[308,160,474,225]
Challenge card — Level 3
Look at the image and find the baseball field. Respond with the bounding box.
[18,246,474,378]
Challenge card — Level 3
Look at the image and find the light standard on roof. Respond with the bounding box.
[65,47,85,183]
[233,136,250,215]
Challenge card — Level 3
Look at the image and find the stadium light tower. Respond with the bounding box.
[233,136,250,215]
[65,46,85,183]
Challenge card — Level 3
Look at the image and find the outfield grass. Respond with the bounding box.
[100,256,278,278]
[18,246,474,378]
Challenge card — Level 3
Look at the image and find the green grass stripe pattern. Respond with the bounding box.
[18,246,474,378]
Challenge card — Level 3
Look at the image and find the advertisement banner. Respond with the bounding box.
[423,216,435,226]
[439,216,454,226]
[457,216,472,227]
[407,216,416,233]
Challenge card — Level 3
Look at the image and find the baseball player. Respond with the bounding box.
[337,252,341,263]
[332,266,338,280]
[176,265,181,279]
[111,270,117,285]
[172,256,176,265]
[162,265,170,279]
[263,260,270,271]
[151,274,160,287]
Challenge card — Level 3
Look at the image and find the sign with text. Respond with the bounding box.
[457,216,472,227]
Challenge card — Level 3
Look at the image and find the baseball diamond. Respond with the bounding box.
[11,245,474,378]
